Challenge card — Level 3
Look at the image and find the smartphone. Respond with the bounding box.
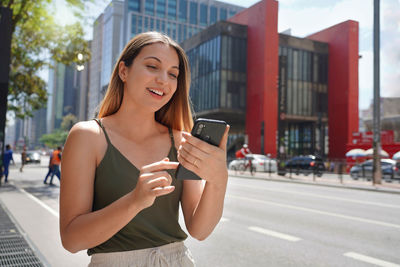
[176,118,227,180]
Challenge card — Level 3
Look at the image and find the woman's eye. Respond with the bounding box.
[169,73,177,79]
[147,65,157,69]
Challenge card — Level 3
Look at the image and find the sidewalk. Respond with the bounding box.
[0,166,90,267]
[229,170,400,194]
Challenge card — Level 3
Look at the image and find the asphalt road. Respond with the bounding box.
[3,159,400,267]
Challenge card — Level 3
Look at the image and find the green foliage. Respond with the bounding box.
[61,113,78,131]
[2,0,92,119]
[39,130,68,149]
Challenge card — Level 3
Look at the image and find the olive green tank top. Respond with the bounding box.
[87,119,187,256]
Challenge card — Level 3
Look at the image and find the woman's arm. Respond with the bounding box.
[60,122,177,253]
[178,126,230,240]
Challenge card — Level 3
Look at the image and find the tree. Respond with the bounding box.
[61,113,78,131]
[39,130,69,149]
[1,0,91,119]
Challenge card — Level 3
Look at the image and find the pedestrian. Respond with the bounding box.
[19,147,26,172]
[59,32,229,266]
[49,146,62,185]
[43,150,54,184]
[2,144,14,183]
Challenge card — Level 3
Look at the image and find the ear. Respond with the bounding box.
[118,61,128,82]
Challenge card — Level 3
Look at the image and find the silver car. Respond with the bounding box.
[229,154,277,173]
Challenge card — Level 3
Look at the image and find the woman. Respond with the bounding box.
[60,32,229,266]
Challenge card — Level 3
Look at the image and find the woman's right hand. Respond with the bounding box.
[131,158,178,210]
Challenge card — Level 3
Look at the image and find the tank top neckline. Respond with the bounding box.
[94,118,176,172]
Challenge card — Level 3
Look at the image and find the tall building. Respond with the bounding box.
[88,14,104,119]
[182,0,359,160]
[87,0,243,118]
[101,1,124,94]
[78,41,91,121]
[48,61,88,131]
[123,0,243,44]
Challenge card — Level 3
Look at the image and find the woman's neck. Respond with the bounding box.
[107,98,164,142]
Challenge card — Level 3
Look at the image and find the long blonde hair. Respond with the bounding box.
[98,32,193,131]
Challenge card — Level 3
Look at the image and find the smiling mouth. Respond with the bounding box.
[147,88,164,96]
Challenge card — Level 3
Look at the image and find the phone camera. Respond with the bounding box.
[196,124,205,135]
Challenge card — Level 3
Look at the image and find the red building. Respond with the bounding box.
[229,0,359,160]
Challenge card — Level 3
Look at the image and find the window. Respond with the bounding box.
[179,0,187,22]
[200,4,207,26]
[189,2,198,24]
[145,0,155,15]
[131,15,137,35]
[137,16,143,32]
[210,6,217,24]
[220,8,227,20]
[168,0,177,19]
[129,0,140,12]
[156,0,165,18]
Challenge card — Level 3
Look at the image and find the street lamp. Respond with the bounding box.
[76,53,84,72]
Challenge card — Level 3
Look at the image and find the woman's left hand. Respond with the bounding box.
[177,125,230,188]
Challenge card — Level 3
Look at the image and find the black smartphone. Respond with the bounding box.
[176,118,227,180]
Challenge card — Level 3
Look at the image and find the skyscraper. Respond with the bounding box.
[123,0,243,44]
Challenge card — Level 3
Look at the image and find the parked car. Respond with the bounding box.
[350,159,400,180]
[228,154,277,173]
[279,155,326,177]
[25,151,41,164]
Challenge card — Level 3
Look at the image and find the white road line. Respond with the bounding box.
[17,187,59,218]
[344,252,400,267]
[228,183,400,209]
[228,194,400,229]
[248,226,301,242]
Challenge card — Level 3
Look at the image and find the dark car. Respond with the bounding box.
[350,159,400,181]
[25,151,41,164]
[278,155,326,177]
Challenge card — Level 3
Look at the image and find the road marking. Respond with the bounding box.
[228,195,400,229]
[344,252,400,267]
[17,187,59,218]
[248,226,301,242]
[228,183,400,209]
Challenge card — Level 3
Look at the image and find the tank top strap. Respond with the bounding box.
[168,127,175,149]
[93,118,112,145]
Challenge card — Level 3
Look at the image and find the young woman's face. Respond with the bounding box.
[121,42,180,113]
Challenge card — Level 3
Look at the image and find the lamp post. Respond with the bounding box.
[372,0,382,184]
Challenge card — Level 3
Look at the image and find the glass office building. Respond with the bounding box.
[181,21,247,153]
[277,34,329,157]
[124,0,243,43]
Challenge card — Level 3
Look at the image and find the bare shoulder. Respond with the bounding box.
[66,120,105,150]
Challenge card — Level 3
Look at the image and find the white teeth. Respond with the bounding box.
[148,88,164,96]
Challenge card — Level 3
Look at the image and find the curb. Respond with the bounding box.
[229,172,400,195]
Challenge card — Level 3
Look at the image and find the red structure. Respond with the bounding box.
[229,0,360,159]
[308,21,360,159]
[229,0,279,156]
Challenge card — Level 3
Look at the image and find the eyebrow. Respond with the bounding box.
[144,56,179,70]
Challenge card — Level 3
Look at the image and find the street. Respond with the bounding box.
[1,159,400,267]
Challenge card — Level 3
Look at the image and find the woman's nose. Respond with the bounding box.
[156,71,168,84]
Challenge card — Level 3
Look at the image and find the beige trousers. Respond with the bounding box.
[88,242,195,267]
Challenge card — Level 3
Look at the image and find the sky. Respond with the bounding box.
[52,0,400,111]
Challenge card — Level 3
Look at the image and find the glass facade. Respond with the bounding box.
[128,0,140,12]
[145,0,155,15]
[277,45,329,157]
[187,35,246,113]
[157,0,166,18]
[128,0,243,43]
